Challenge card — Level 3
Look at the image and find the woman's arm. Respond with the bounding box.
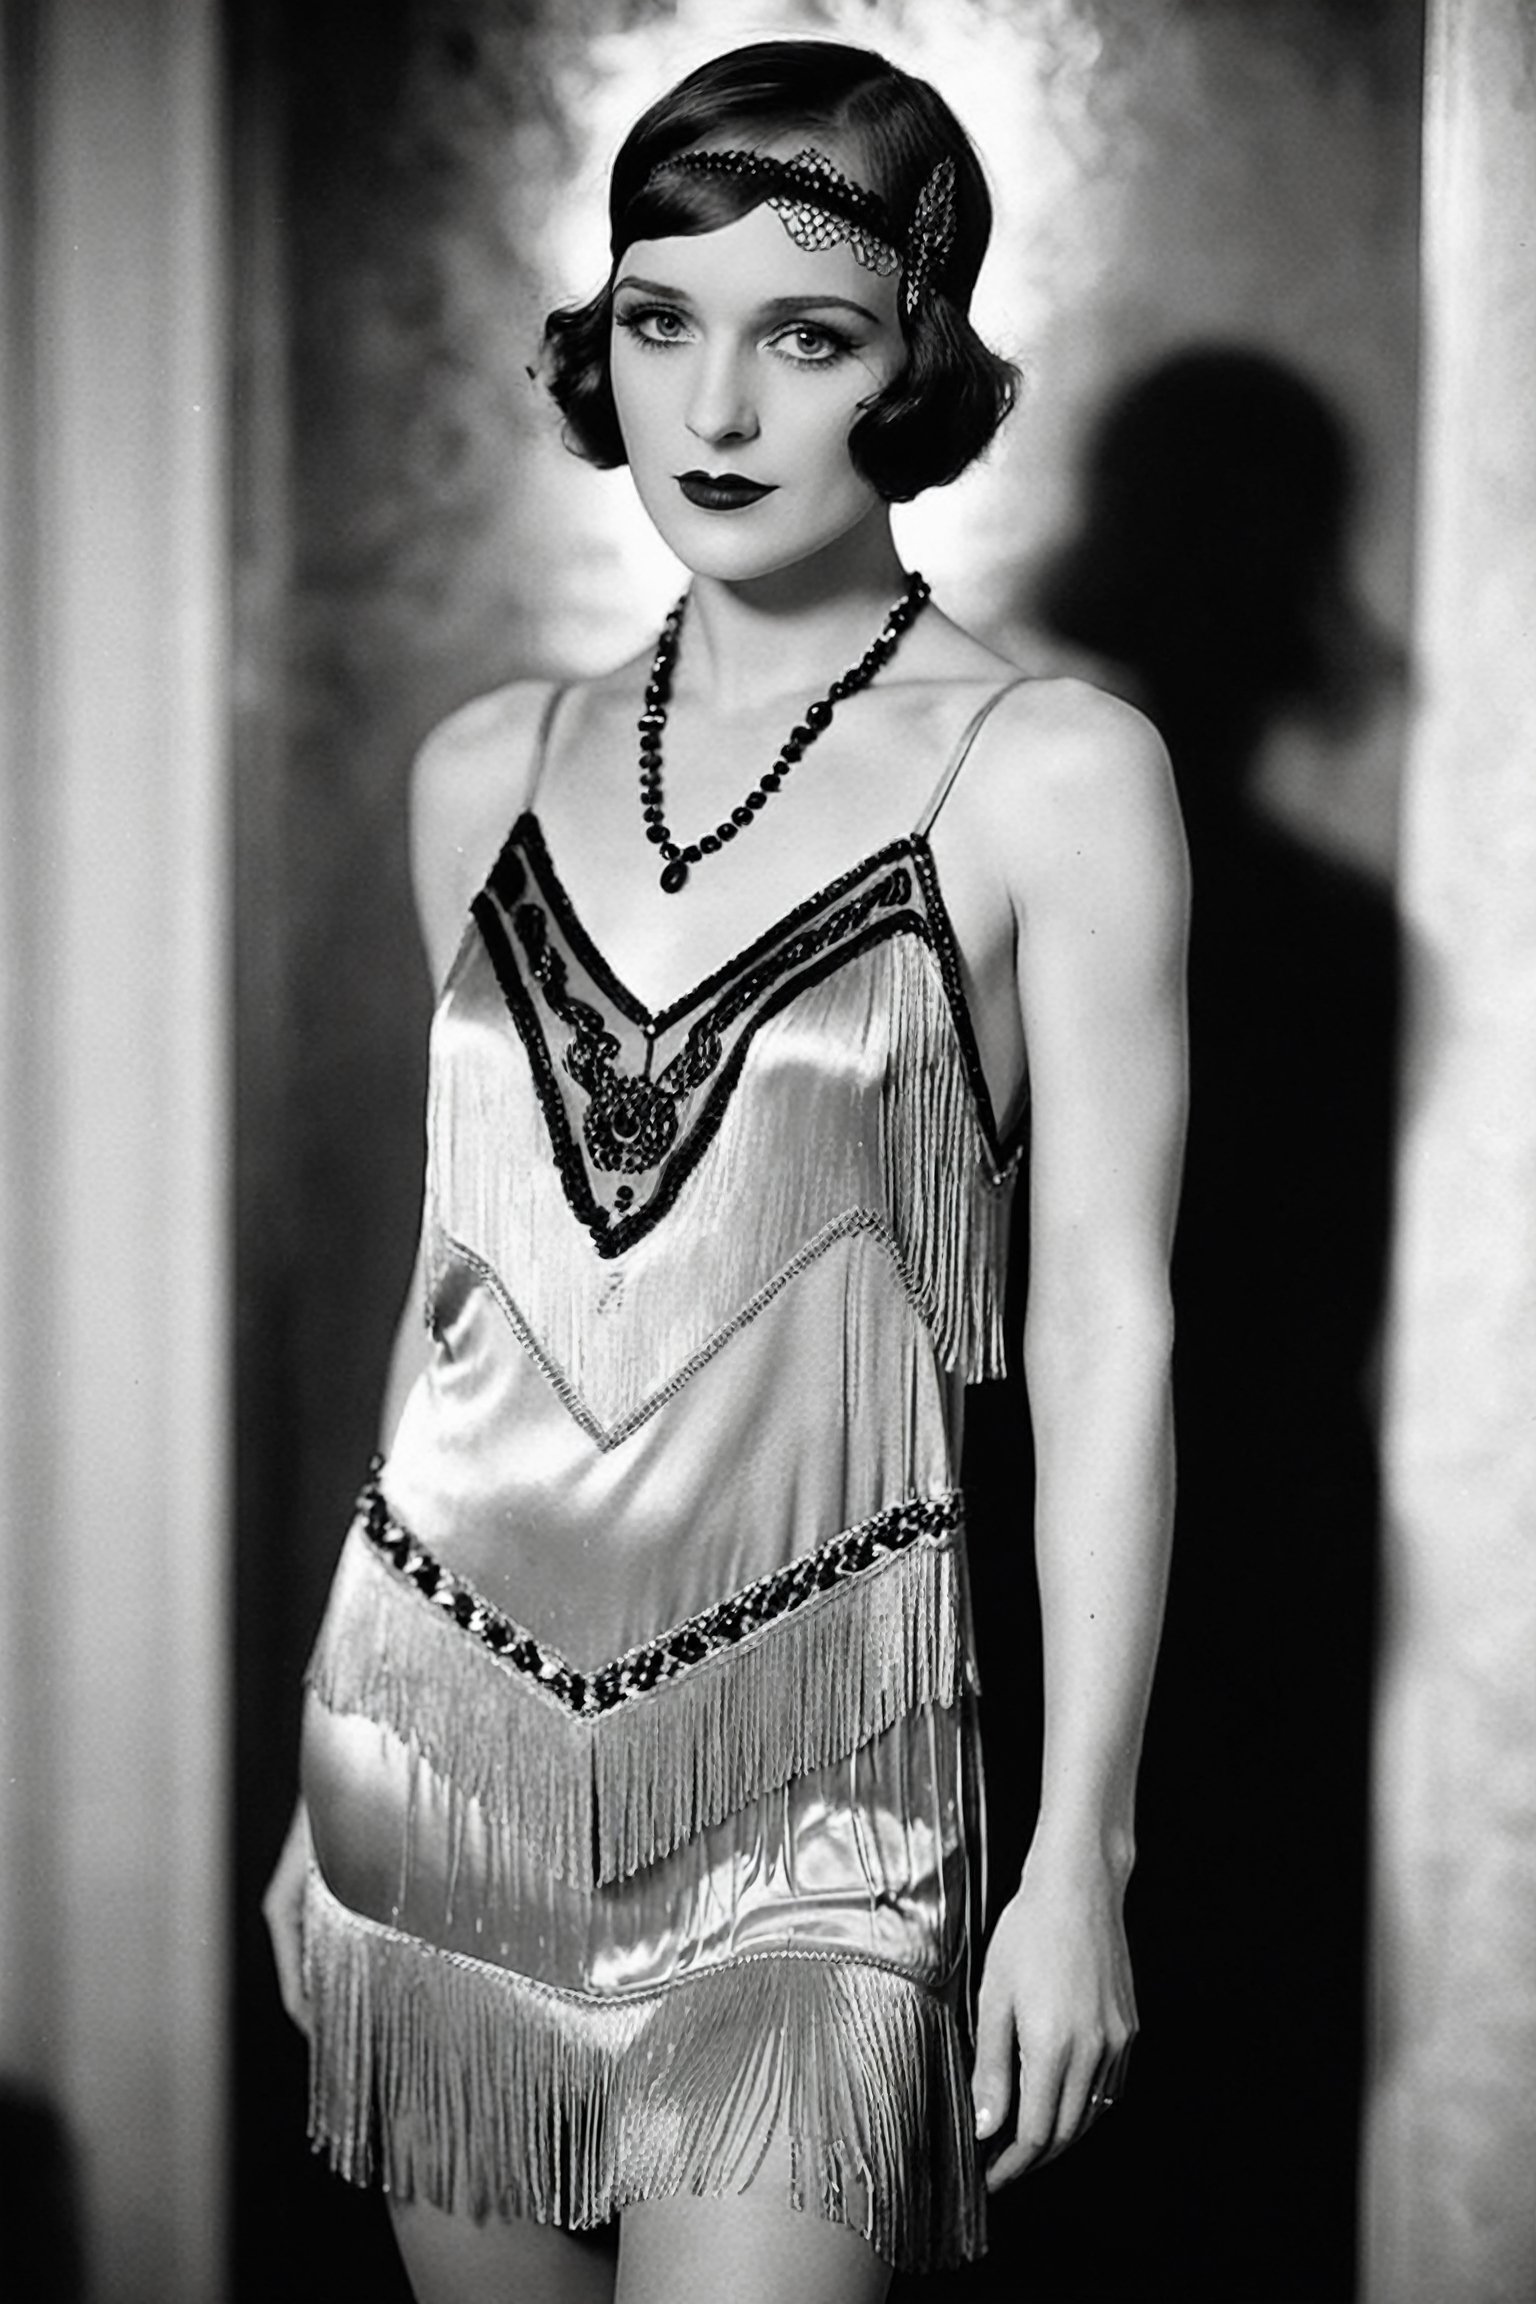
[374,678,565,1436]
[970,683,1189,2185]
[359,684,564,1458]
[263,678,557,2028]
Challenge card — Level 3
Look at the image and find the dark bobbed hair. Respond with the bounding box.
[541,41,1019,502]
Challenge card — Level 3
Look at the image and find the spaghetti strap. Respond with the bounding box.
[912,677,1032,838]
[523,680,570,814]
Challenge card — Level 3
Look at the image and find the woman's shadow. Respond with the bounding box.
[939,347,1404,2303]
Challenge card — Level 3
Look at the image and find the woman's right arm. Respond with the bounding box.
[380,679,565,1443]
[375,676,566,1438]
[263,678,558,2031]
[409,678,562,983]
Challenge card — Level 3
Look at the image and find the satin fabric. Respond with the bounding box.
[300,790,1019,2263]
[305,1679,972,1993]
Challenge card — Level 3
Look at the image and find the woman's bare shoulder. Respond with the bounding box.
[411,678,556,844]
[412,657,648,834]
[963,675,1184,897]
[408,676,563,988]
[972,671,1169,779]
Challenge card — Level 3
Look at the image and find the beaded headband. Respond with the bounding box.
[641,144,958,320]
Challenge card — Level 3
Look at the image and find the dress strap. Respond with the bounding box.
[912,677,1032,839]
[523,680,570,814]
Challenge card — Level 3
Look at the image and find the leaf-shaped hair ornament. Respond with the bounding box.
[901,159,957,319]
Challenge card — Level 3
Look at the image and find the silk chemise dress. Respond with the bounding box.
[299,678,1026,2274]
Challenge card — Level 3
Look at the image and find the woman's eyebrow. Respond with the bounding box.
[753,293,881,324]
[612,276,881,326]
[612,274,692,302]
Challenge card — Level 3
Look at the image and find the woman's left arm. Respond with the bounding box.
[970,684,1190,2188]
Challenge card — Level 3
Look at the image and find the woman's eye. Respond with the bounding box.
[617,305,691,348]
[772,324,847,365]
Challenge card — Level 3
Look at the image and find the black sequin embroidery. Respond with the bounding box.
[472,830,929,1255]
[510,861,911,1179]
[469,819,1021,1259]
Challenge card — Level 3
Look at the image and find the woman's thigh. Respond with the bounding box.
[386,2186,893,2304]
[617,2158,894,2304]
[388,2195,618,2304]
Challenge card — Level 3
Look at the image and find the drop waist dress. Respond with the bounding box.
[299,680,1026,2272]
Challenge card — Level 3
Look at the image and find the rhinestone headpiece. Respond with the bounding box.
[902,157,956,318]
[642,144,959,320]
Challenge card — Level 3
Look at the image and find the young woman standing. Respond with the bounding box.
[264,39,1187,2304]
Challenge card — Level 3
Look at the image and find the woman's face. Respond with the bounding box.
[609,198,905,582]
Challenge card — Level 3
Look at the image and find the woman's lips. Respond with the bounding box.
[675,471,778,512]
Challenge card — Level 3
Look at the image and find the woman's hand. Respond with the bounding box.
[971,1844,1138,2187]
[261,1797,313,2036]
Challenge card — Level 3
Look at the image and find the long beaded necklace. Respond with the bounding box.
[638,571,932,894]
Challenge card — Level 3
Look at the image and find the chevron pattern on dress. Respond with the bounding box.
[434,1206,961,1449]
[428,905,1017,1422]
[305,1482,973,1885]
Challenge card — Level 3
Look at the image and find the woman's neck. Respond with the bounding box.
[670,511,909,715]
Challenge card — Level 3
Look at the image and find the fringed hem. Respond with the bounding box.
[305,1500,972,1886]
[303,1866,986,2274]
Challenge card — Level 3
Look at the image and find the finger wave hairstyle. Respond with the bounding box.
[540,40,1020,503]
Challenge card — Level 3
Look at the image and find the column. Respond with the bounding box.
[0,3,231,2297]
[1367,3,1536,2298]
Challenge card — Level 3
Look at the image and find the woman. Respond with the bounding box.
[264,38,1187,2304]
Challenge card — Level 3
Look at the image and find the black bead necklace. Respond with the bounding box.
[639,571,932,895]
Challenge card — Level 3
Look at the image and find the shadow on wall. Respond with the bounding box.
[0,2081,86,2304]
[936,348,1405,2304]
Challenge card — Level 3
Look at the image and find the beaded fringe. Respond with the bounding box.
[306,1511,971,1886]
[303,1867,985,2273]
[429,932,1013,1441]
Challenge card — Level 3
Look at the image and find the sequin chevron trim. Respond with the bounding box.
[303,1866,986,2270]
[354,1467,962,1716]
[306,1477,974,1883]
[646,145,958,317]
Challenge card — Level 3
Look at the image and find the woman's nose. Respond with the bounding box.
[685,347,759,447]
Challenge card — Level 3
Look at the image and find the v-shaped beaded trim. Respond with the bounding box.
[356,1464,963,1718]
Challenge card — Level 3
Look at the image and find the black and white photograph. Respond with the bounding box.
[0,4,1531,2301]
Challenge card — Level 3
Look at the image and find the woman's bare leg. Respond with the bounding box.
[616,2146,893,2304]
[388,2195,618,2304]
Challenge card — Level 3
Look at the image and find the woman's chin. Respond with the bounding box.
[636,498,890,588]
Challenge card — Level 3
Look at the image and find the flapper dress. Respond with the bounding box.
[299,681,1025,2272]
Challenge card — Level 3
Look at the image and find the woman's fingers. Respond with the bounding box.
[984,2025,1136,2186]
[261,1882,309,2033]
[1042,2038,1105,2162]
[1063,2031,1135,2153]
[261,1802,313,2037]
[970,1983,1017,2143]
[1094,2035,1134,2118]
[984,2039,1066,2189]
[972,1885,1139,2187]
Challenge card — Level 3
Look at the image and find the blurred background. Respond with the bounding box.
[1,1,1532,2298]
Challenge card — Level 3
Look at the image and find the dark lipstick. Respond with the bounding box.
[676,471,777,512]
